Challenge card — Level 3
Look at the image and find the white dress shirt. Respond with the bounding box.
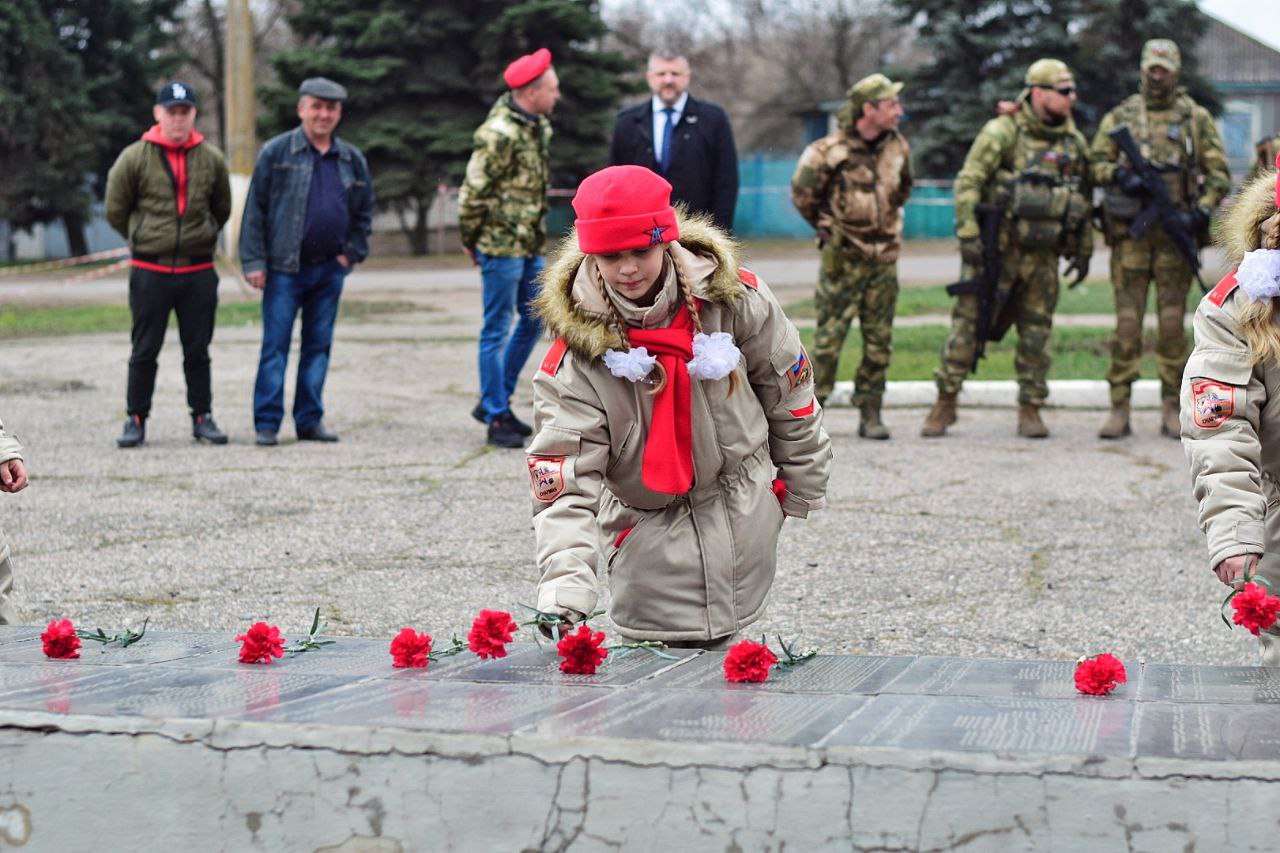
[651,93,689,156]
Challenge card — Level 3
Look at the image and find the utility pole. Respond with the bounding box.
[224,0,255,269]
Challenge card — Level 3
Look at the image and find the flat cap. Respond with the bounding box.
[298,77,348,102]
[504,48,552,89]
[846,73,903,114]
[1141,39,1180,72]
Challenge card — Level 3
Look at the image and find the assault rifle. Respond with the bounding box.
[1108,124,1207,292]
[945,203,1006,375]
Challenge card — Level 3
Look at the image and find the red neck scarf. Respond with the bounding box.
[626,303,695,494]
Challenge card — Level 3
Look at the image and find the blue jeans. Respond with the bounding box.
[476,252,544,421]
[253,260,346,433]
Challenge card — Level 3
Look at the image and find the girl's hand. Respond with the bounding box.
[537,606,586,640]
[1215,554,1263,588]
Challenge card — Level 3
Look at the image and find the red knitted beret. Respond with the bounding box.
[503,48,552,89]
[573,166,680,254]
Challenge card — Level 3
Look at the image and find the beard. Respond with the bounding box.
[1143,70,1177,101]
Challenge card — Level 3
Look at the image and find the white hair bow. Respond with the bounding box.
[1237,248,1280,302]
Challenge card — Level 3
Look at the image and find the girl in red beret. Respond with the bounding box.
[525,165,831,648]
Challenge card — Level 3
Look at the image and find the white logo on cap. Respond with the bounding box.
[172,84,187,100]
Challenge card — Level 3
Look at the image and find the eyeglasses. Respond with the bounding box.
[1037,84,1077,96]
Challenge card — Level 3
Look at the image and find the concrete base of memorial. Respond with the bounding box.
[2,627,1279,851]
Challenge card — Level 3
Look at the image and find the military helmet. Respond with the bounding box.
[1024,59,1073,87]
[846,73,903,115]
[1141,39,1181,72]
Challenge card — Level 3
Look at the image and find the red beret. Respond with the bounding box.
[573,166,680,255]
[503,48,552,89]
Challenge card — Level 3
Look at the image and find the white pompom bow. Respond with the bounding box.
[686,332,742,381]
[1238,248,1280,303]
[603,347,657,382]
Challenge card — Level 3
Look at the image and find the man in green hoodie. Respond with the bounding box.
[106,81,232,448]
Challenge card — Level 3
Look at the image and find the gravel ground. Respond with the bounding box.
[0,277,1250,667]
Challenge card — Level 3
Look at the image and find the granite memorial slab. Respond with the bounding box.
[0,664,361,720]
[528,687,867,745]
[244,679,610,734]
[0,626,39,646]
[0,661,110,698]
[431,642,700,687]
[1139,664,1280,704]
[881,656,1127,700]
[648,653,913,694]
[0,630,237,667]
[1135,701,1280,761]
[825,694,1134,757]
[176,635,449,676]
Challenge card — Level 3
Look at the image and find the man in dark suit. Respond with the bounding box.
[608,52,739,232]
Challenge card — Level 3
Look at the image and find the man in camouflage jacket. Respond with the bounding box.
[791,73,912,440]
[922,59,1093,439]
[1091,39,1231,440]
[458,48,559,449]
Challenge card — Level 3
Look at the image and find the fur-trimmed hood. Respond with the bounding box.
[1219,166,1280,265]
[534,212,743,359]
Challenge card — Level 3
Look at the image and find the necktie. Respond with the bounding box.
[659,107,675,173]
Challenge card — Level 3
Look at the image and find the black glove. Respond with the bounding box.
[1179,204,1212,234]
[1064,255,1091,288]
[1114,166,1146,196]
[959,236,983,268]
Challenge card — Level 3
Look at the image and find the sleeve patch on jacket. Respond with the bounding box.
[528,456,567,502]
[738,268,759,289]
[1206,272,1238,308]
[1191,378,1235,429]
[786,350,813,391]
[540,338,569,376]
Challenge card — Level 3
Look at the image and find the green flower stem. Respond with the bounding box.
[76,617,149,648]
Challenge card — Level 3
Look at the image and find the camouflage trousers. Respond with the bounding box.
[812,244,899,406]
[935,248,1060,405]
[1106,229,1192,405]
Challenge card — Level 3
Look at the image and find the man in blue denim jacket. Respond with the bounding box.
[240,77,374,446]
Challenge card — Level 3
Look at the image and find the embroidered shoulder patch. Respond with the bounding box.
[1206,272,1238,308]
[1191,379,1235,429]
[528,456,567,502]
[786,350,813,391]
[540,338,569,376]
[738,268,759,289]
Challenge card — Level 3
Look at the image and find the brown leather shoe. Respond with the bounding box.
[920,391,958,437]
[1098,403,1131,439]
[1160,397,1181,439]
[1017,403,1049,438]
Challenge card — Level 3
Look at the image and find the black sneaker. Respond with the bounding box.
[255,429,279,446]
[192,413,228,444]
[470,402,487,424]
[505,410,533,437]
[487,413,525,448]
[117,415,145,448]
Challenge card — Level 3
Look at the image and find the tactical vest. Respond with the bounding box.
[987,119,1090,253]
[1106,92,1201,216]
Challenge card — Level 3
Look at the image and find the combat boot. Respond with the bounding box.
[1017,403,1049,439]
[1160,397,1181,439]
[920,391,958,437]
[1097,403,1131,439]
[858,403,890,440]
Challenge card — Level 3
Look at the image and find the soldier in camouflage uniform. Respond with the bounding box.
[458,48,559,448]
[791,73,912,440]
[922,59,1093,439]
[1091,40,1231,440]
[1248,133,1280,183]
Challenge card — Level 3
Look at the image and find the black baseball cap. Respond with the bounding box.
[156,81,197,108]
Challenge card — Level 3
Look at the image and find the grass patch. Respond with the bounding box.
[798,323,1168,381]
[0,299,423,341]
[783,280,1200,319]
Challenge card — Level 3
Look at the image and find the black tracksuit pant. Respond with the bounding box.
[126,265,219,418]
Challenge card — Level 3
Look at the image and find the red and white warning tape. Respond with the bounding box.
[60,258,132,285]
[0,247,130,277]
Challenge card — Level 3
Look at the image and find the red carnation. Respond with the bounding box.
[235,622,285,665]
[556,625,609,674]
[468,609,518,659]
[723,639,778,683]
[1231,582,1280,636]
[390,628,433,669]
[1074,653,1127,696]
[41,619,81,659]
